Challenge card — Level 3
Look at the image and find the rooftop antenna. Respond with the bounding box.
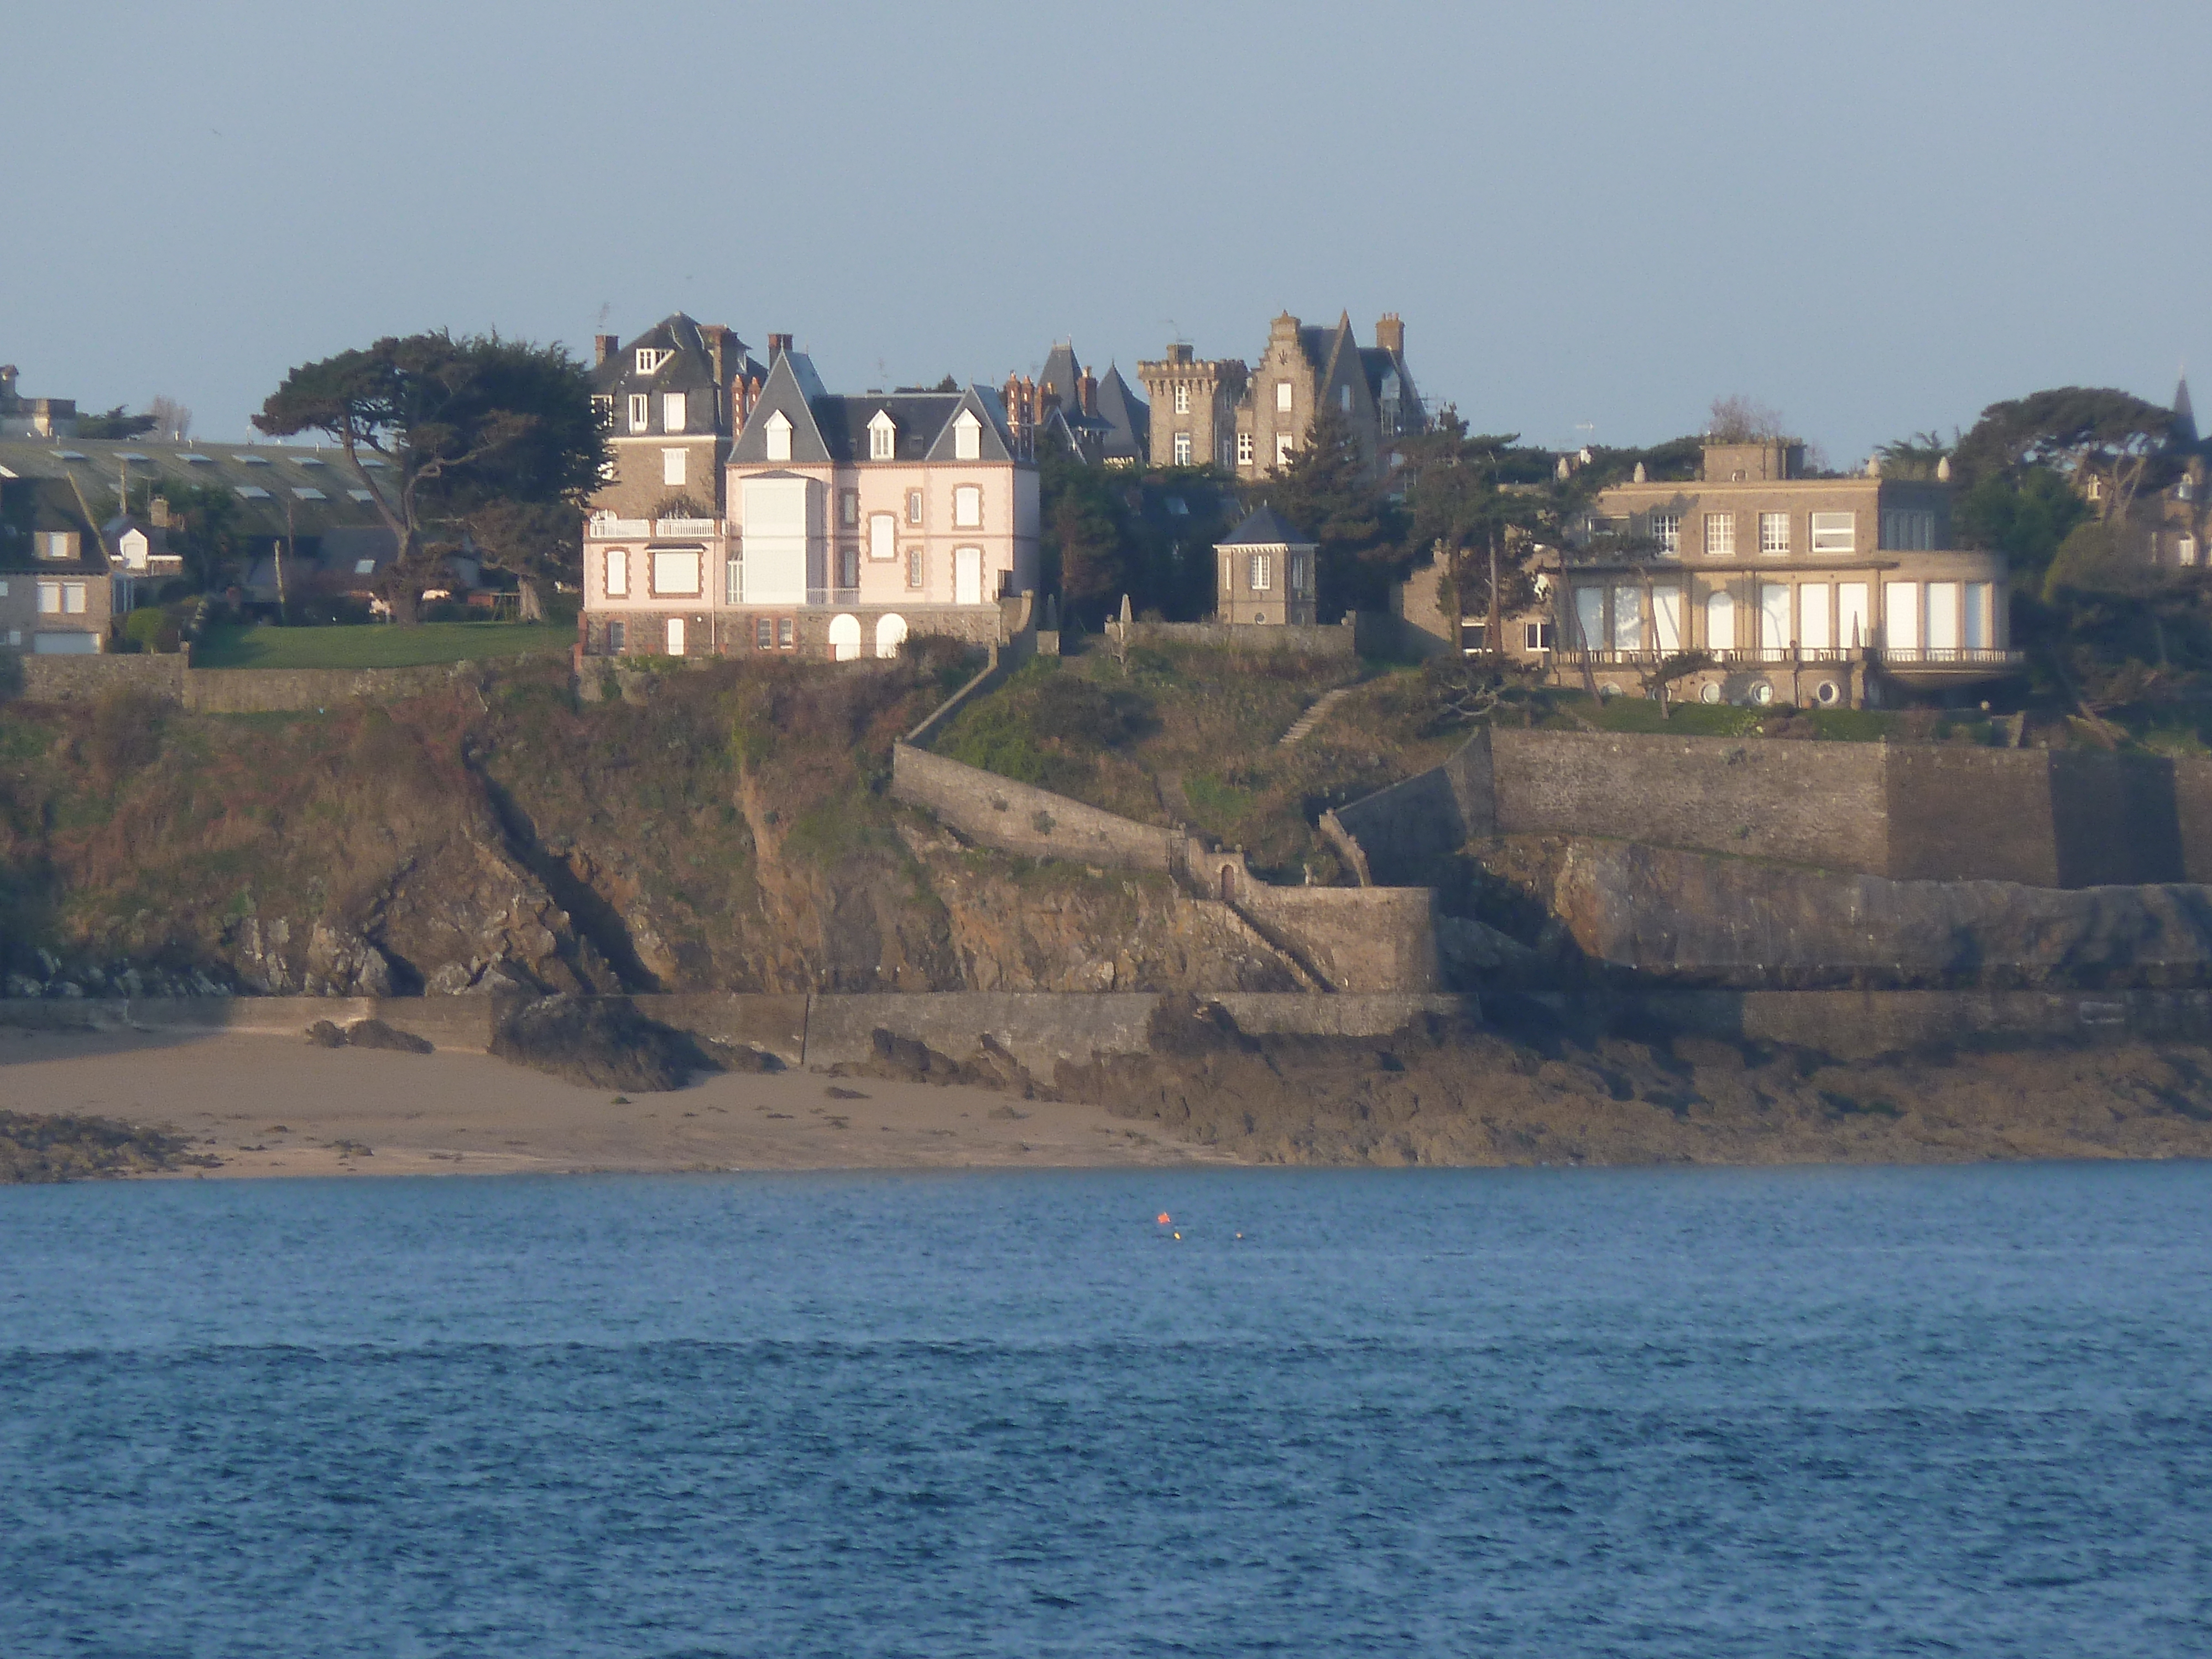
[1159,318,1184,345]
[1574,421,1596,451]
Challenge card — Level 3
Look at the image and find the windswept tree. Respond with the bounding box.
[464,499,580,622]
[254,332,606,623]
[1953,387,2183,523]
[74,405,159,440]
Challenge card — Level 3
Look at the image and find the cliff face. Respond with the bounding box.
[0,659,1309,1000]
[1528,837,2212,990]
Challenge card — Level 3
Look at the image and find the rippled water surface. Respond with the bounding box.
[2,1165,2210,1656]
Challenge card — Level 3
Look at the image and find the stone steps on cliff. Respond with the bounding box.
[1277,687,1352,747]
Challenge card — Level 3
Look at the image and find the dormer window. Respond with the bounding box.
[765,410,792,463]
[952,409,982,462]
[635,348,669,374]
[869,410,897,461]
[37,531,75,560]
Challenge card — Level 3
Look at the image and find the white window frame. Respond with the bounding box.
[1275,433,1295,467]
[1248,554,1272,591]
[1522,620,1554,653]
[628,394,650,433]
[952,485,983,530]
[605,547,629,598]
[651,549,702,598]
[764,410,792,462]
[1704,513,1735,557]
[906,547,925,589]
[662,448,686,487]
[1173,384,1190,415]
[1759,512,1790,556]
[868,512,896,561]
[1237,432,1254,466]
[662,392,686,432]
[2182,536,2201,568]
[1649,512,1681,555]
[1172,432,1192,465]
[1275,381,1293,413]
[1809,511,1855,554]
[635,348,665,374]
[952,409,982,462]
[906,489,924,526]
[37,581,62,614]
[869,411,896,461]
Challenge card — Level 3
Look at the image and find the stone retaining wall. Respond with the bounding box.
[891,743,1178,870]
[1104,619,1357,656]
[1332,726,2212,890]
[7,653,497,714]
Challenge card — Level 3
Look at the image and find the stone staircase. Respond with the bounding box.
[1277,686,1353,747]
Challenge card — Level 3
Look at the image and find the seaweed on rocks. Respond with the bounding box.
[0,1111,217,1183]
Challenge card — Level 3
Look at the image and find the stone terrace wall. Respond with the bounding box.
[1489,728,1891,873]
[891,743,1178,870]
[10,653,188,703]
[1335,729,2212,889]
[1105,619,1356,657]
[6,653,493,714]
[1236,885,1438,994]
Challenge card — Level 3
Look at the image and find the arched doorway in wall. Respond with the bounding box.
[828,613,862,661]
[875,613,907,659]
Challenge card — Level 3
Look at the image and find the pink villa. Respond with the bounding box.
[581,320,1039,661]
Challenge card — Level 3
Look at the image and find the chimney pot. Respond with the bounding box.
[768,332,794,358]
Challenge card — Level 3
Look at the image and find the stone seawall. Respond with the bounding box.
[1331,726,2212,890]
[0,990,1470,1073]
[1619,987,2212,1060]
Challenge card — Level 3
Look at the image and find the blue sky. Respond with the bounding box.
[6,2,2204,461]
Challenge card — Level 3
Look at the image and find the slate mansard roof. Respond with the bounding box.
[591,312,762,400]
[728,349,1022,467]
[0,437,398,542]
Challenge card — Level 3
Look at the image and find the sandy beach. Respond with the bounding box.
[0,1027,1230,1177]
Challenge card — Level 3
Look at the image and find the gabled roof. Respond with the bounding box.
[922,387,1018,464]
[0,438,394,542]
[1095,365,1149,462]
[0,476,109,573]
[1218,504,1313,547]
[728,351,835,465]
[823,392,964,462]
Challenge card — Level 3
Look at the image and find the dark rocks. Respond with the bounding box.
[305,1018,434,1053]
[0,1110,217,1183]
[488,994,717,1093]
[829,1027,1041,1095]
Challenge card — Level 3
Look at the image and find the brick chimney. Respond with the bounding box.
[699,324,731,387]
[1375,313,1405,356]
[593,334,618,367]
[1079,366,1098,417]
[767,332,793,359]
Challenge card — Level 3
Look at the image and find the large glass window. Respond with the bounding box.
[1173,432,1192,465]
[1611,585,1643,651]
[1704,513,1735,557]
[1810,512,1855,553]
[953,485,983,529]
[1249,554,1272,592]
[1759,512,1790,556]
[1650,513,1681,555]
[605,548,629,598]
[651,550,701,597]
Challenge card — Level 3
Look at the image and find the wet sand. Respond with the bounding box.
[0,1029,1231,1177]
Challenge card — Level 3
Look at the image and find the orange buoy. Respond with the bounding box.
[1157,1213,1171,1225]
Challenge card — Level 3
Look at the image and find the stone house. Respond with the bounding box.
[1459,438,2020,709]
[0,477,113,653]
[2143,377,2206,572]
[581,340,1039,661]
[1138,311,1425,483]
[586,314,766,521]
[1215,506,1317,626]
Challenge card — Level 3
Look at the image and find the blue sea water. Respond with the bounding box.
[1,1166,2209,1657]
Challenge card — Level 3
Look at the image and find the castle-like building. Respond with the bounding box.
[1136,311,1424,479]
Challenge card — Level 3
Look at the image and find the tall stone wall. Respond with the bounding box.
[1488,728,1892,873]
[891,743,1178,870]
[1235,885,1438,993]
[5,654,496,713]
[1335,728,2212,891]
[10,653,189,703]
[1104,619,1357,657]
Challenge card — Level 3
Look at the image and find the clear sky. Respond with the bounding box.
[6,2,2205,462]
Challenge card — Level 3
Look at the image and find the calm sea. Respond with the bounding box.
[1,1165,2208,1657]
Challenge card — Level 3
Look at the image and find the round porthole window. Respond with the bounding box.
[1751,682,1775,706]
[1815,680,1840,706]
[1699,682,1722,704]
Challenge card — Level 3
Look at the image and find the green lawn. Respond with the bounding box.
[194,621,572,670]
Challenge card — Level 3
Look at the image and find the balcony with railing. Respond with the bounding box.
[654,517,719,538]
[586,515,650,539]
[1551,645,2023,676]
